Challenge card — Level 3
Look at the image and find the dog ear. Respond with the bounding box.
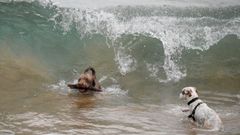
[84,66,96,76]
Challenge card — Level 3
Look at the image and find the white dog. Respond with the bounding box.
[179,87,223,131]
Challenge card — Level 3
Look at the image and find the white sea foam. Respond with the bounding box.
[51,0,240,9]
[98,76,128,96]
[49,77,128,96]
[103,84,128,96]
[114,46,137,75]
[48,80,70,95]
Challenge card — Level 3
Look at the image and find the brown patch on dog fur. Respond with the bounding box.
[186,90,192,97]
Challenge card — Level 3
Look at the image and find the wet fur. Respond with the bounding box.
[68,67,101,93]
[179,87,223,131]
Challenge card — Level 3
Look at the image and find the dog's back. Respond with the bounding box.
[195,103,223,130]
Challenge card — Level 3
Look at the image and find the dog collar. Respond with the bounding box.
[187,97,199,105]
[188,102,203,121]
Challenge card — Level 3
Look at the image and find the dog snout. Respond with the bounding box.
[179,93,184,99]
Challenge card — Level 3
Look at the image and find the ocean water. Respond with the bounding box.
[0,0,240,134]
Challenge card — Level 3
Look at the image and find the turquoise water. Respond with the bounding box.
[0,0,240,134]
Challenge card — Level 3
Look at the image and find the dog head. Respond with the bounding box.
[179,86,198,101]
[77,67,96,88]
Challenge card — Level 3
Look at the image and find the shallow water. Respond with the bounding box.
[1,88,240,135]
[0,0,240,134]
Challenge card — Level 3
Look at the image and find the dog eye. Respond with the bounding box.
[181,91,185,94]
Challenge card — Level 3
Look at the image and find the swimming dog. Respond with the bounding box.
[68,67,102,93]
[179,87,223,130]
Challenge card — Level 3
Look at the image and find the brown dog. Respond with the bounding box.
[68,67,102,93]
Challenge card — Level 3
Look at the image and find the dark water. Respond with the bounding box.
[0,0,240,134]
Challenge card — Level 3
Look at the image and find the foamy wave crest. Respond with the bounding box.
[1,0,53,7]
[51,6,240,82]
